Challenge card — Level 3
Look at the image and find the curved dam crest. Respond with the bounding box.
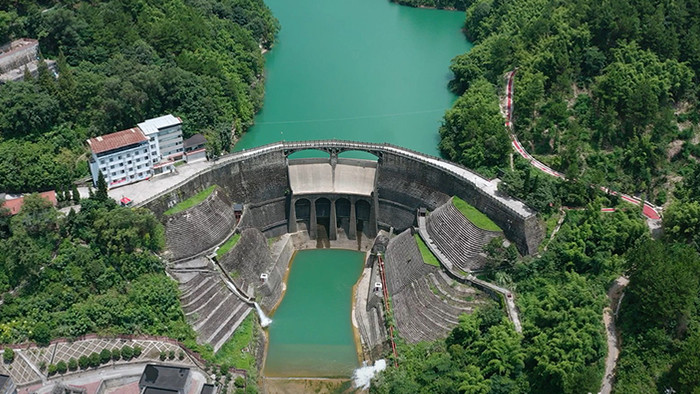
[142,140,543,256]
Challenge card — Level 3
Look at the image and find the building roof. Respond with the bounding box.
[0,374,11,389]
[138,114,182,136]
[1,191,57,216]
[183,133,207,150]
[87,128,147,155]
[143,388,179,394]
[139,365,190,393]
[200,384,216,394]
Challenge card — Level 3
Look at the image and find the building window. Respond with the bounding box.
[109,157,114,162]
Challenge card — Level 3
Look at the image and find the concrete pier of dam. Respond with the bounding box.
[137,140,544,256]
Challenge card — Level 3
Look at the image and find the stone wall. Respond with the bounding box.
[218,228,288,312]
[163,187,237,260]
[0,39,38,74]
[144,150,289,219]
[238,197,289,237]
[377,151,543,255]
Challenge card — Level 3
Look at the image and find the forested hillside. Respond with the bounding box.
[440,0,699,203]
[0,190,193,345]
[373,0,700,392]
[0,0,278,193]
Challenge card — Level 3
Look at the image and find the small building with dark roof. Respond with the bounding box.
[183,134,207,163]
[0,374,17,394]
[199,384,216,394]
[138,364,191,394]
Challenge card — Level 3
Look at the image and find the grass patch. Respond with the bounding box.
[217,233,241,258]
[174,160,186,167]
[213,312,256,370]
[452,196,502,232]
[164,185,217,215]
[414,234,440,267]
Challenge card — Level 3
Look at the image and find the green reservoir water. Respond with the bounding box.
[235,0,472,157]
[265,249,365,377]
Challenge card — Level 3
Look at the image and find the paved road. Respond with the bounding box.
[504,70,662,220]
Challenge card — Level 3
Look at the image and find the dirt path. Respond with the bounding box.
[600,276,629,394]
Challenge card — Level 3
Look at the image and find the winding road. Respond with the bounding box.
[504,70,662,220]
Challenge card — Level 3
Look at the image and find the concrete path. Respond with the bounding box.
[81,140,537,222]
[600,276,629,394]
[503,70,662,220]
[416,216,522,333]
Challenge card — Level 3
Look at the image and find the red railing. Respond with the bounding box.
[377,254,399,367]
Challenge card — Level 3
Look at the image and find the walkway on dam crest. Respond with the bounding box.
[416,216,523,333]
[125,140,536,221]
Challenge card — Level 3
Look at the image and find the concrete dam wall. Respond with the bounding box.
[142,141,544,255]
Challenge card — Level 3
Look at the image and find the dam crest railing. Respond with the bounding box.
[137,140,537,221]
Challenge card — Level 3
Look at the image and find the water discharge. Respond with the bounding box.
[254,302,272,328]
[353,359,387,389]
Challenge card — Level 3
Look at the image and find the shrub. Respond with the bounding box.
[111,349,121,361]
[168,350,175,360]
[78,355,89,369]
[39,361,47,371]
[100,348,112,364]
[68,358,78,371]
[56,361,67,374]
[48,364,57,376]
[178,351,185,360]
[121,345,133,360]
[133,345,142,357]
[31,322,51,347]
[159,352,167,361]
[88,352,100,368]
[3,348,14,363]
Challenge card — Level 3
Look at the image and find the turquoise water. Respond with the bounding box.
[235,0,472,157]
[264,249,365,377]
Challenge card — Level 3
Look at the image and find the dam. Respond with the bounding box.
[146,140,544,377]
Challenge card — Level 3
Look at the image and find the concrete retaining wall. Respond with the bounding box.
[217,228,288,312]
[378,151,542,255]
[144,142,543,255]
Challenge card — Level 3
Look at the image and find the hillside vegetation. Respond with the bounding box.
[440,0,699,205]
[374,1,700,392]
[0,0,278,193]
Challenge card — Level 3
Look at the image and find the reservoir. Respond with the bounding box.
[264,249,365,377]
[235,0,472,157]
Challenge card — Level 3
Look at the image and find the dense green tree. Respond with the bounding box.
[439,78,511,177]
[623,241,700,333]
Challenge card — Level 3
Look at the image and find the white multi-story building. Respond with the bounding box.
[138,114,184,164]
[87,127,153,188]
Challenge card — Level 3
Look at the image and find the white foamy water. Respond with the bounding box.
[254,302,272,327]
[352,359,387,389]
